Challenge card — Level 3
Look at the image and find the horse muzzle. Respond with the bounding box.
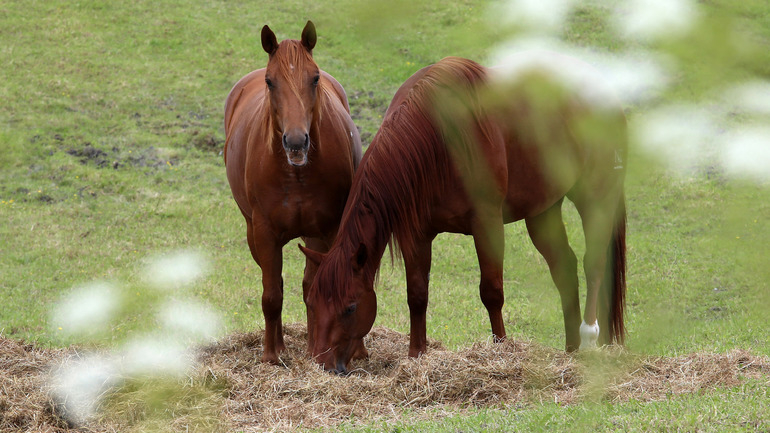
[313,346,349,375]
[283,132,309,167]
[331,361,348,376]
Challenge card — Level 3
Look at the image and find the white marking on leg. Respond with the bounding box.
[580,320,600,350]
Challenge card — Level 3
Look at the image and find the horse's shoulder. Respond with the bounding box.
[225,69,268,131]
[228,68,266,99]
[319,70,351,113]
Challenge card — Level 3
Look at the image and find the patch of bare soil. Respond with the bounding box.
[1,325,767,432]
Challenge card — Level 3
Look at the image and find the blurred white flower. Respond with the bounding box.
[591,52,672,104]
[121,335,192,377]
[721,127,770,182]
[159,299,222,343]
[144,250,209,290]
[489,39,671,106]
[632,104,719,174]
[723,81,770,115]
[52,282,119,335]
[50,354,119,424]
[495,0,577,33]
[614,0,699,41]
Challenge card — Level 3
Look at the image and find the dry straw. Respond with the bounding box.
[1,325,767,432]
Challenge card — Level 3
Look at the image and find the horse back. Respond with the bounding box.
[487,55,627,221]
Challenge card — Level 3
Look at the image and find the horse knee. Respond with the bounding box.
[407,290,428,314]
[551,250,579,290]
[261,290,284,319]
[479,280,504,311]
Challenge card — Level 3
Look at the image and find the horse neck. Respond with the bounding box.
[336,194,393,281]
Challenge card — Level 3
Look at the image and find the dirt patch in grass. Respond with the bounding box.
[1,325,768,432]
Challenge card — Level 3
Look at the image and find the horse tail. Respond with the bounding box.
[603,192,627,345]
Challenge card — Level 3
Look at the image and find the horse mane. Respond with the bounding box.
[316,57,489,310]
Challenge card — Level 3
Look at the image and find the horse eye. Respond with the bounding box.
[312,75,320,87]
[265,78,274,89]
[343,303,357,317]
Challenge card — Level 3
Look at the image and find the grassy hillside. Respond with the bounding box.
[1,0,768,431]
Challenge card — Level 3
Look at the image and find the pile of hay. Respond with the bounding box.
[200,324,769,431]
[0,338,71,432]
[1,325,768,432]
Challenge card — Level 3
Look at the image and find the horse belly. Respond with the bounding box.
[503,145,583,222]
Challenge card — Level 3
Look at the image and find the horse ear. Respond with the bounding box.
[351,243,367,272]
[299,244,325,266]
[301,20,316,53]
[261,25,278,56]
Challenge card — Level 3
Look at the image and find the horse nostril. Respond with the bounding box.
[282,132,310,151]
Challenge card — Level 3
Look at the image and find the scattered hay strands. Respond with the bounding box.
[1,325,768,432]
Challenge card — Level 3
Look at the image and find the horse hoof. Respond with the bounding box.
[261,353,281,365]
[579,320,600,350]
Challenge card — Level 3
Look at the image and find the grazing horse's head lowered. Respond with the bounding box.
[302,55,627,374]
[261,21,319,167]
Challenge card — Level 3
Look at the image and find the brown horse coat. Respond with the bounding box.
[303,54,626,373]
[224,22,362,364]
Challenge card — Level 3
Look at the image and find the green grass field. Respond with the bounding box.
[1,0,769,431]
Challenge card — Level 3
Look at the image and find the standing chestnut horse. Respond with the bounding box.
[224,21,362,364]
[301,54,627,374]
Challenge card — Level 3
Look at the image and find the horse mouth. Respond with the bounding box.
[286,149,308,167]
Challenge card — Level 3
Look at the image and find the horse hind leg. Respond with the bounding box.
[525,199,582,352]
[574,191,626,349]
[473,212,507,342]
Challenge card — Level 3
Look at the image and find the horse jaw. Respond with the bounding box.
[286,148,309,167]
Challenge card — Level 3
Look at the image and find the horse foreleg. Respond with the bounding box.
[404,238,434,357]
[525,200,582,352]
[252,223,286,364]
[301,237,326,356]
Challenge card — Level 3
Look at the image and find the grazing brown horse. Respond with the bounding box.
[224,21,362,364]
[301,54,627,374]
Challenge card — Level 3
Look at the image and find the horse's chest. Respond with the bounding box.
[252,174,342,236]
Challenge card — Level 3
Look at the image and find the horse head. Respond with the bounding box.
[261,21,320,167]
[300,243,377,375]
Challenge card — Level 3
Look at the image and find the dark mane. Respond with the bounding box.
[316,57,489,309]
